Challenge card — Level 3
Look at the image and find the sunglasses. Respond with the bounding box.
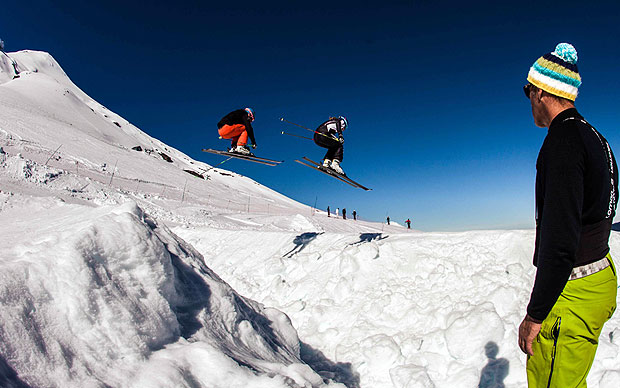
[523,84,533,99]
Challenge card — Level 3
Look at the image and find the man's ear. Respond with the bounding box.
[534,87,544,102]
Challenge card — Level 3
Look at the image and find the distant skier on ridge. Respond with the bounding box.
[217,108,257,155]
[314,116,348,175]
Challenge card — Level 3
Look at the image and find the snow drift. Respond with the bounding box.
[0,199,339,387]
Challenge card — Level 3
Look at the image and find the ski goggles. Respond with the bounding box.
[523,83,533,99]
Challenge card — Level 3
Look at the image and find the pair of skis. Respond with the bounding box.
[201,148,283,166]
[294,157,371,191]
[201,151,371,191]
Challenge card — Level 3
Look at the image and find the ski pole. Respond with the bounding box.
[280,117,314,131]
[281,131,313,141]
[280,118,341,142]
[205,156,234,172]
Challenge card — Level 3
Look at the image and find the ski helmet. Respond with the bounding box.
[245,107,255,122]
[339,115,348,130]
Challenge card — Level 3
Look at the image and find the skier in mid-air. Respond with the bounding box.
[217,108,256,155]
[313,116,348,174]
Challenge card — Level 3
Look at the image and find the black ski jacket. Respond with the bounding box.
[527,108,618,322]
[217,109,256,145]
[316,118,344,141]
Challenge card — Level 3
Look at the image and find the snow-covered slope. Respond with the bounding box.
[0,50,310,227]
[0,199,331,388]
[1,50,619,388]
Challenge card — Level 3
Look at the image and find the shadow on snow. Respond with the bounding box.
[0,355,31,388]
[283,232,323,258]
[301,342,360,388]
[351,233,388,246]
[478,341,509,388]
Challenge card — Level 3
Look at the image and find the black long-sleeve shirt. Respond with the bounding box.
[527,108,618,321]
[217,109,256,145]
[316,118,344,141]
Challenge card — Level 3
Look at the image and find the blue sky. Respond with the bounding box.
[2,1,620,230]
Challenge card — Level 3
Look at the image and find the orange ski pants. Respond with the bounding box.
[218,124,248,146]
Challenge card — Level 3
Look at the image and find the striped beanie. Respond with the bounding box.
[527,43,581,101]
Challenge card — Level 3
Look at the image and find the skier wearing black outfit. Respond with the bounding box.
[314,116,348,174]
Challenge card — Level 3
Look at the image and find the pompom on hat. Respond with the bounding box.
[527,43,582,101]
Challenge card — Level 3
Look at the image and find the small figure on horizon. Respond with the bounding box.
[406,219,411,229]
[327,206,331,217]
[386,216,390,225]
[217,108,256,155]
[314,116,348,175]
[353,210,357,220]
[342,208,347,220]
[335,207,339,217]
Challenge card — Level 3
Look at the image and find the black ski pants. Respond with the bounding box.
[314,133,343,162]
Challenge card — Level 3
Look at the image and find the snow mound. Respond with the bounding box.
[8,50,69,83]
[0,200,342,387]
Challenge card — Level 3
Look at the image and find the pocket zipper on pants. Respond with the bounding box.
[546,317,562,388]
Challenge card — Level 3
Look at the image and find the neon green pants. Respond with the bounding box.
[527,254,617,388]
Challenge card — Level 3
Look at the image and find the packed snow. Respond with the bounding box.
[1,50,619,387]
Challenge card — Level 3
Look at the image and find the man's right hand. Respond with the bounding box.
[518,314,542,356]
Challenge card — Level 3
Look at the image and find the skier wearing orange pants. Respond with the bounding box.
[217,108,256,155]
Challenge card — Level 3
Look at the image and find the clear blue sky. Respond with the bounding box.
[3,1,620,230]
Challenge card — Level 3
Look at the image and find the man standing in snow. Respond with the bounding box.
[217,108,256,155]
[353,210,357,220]
[518,43,618,387]
[342,208,346,220]
[405,219,411,229]
[327,206,330,217]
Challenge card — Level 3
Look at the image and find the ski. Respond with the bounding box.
[201,149,283,166]
[294,159,358,187]
[302,157,371,190]
[296,157,372,191]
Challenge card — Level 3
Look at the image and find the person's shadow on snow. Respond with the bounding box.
[478,342,509,388]
[351,233,388,246]
[283,232,323,258]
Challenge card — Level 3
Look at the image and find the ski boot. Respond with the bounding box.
[322,159,331,168]
[331,159,345,175]
[233,145,253,156]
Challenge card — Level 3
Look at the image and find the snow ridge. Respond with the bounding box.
[0,201,337,387]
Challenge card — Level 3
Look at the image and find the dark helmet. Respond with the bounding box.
[245,107,255,122]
